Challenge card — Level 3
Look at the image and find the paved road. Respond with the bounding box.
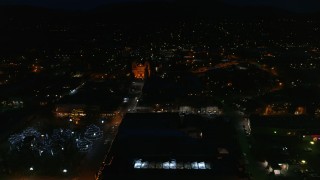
[223,103,268,180]
[94,80,144,180]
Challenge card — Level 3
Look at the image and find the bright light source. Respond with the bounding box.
[63,169,67,173]
[274,169,281,175]
[163,162,170,169]
[30,167,34,171]
[134,160,142,169]
[141,162,148,169]
[274,131,277,134]
[123,98,129,103]
[262,161,268,168]
[301,160,307,164]
[198,162,206,169]
[310,141,315,145]
[101,120,104,124]
[191,162,199,169]
[70,89,76,94]
[69,119,72,122]
[169,160,176,169]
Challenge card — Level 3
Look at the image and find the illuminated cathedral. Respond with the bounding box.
[132,61,151,79]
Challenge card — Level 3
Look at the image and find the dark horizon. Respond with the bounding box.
[1,0,320,13]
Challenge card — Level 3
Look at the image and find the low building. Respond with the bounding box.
[99,113,241,180]
[179,106,222,115]
[54,104,86,118]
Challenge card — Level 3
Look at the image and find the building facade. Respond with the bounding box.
[132,61,151,79]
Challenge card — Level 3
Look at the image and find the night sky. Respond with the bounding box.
[1,0,320,12]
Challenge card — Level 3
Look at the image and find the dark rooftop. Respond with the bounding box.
[101,113,241,180]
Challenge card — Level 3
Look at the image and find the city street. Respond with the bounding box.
[224,102,268,180]
[78,80,144,180]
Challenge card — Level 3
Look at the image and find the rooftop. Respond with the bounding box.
[101,113,241,179]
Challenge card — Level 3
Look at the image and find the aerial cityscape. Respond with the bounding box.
[1,0,320,179]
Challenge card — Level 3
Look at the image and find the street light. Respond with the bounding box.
[63,169,68,173]
[310,141,315,145]
[30,167,34,171]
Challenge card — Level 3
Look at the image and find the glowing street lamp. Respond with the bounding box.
[310,141,315,145]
